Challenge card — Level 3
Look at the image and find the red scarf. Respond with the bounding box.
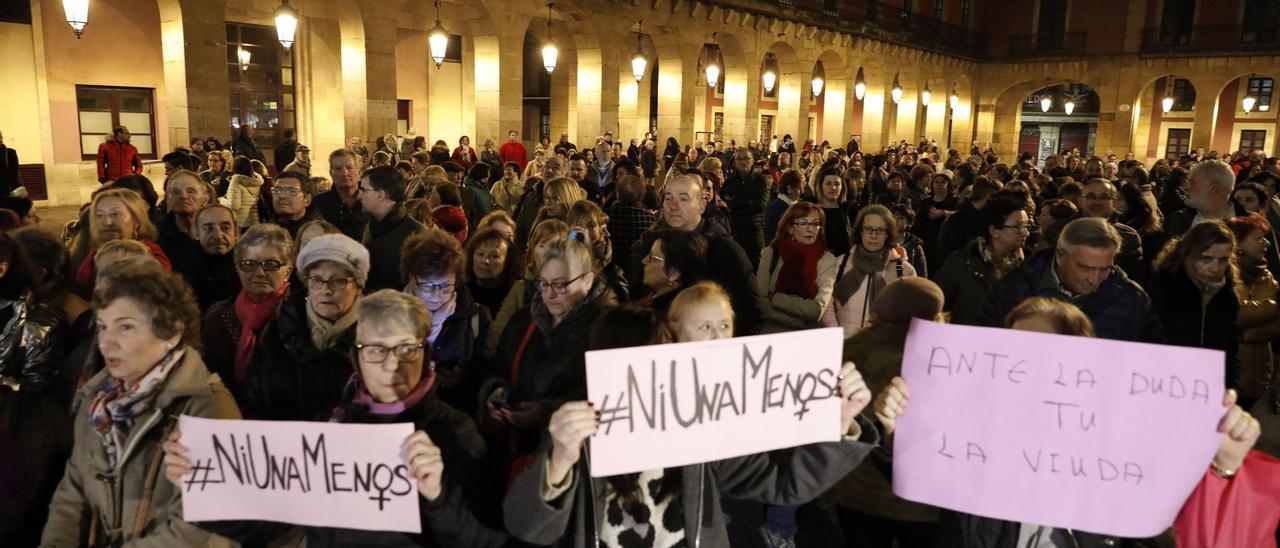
[773,238,826,299]
[233,282,290,384]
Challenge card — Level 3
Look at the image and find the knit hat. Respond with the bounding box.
[870,278,944,325]
[297,233,371,286]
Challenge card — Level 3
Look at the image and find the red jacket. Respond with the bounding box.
[76,241,172,287]
[96,140,142,182]
[499,141,528,171]
[451,147,478,172]
[1175,450,1280,548]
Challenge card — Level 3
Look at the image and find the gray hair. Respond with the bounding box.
[356,289,431,340]
[1190,160,1235,195]
[1056,217,1122,255]
[233,223,294,264]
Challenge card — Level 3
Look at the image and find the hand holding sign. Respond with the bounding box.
[1214,389,1261,473]
[837,362,873,436]
[402,431,444,502]
[873,376,911,436]
[548,401,598,485]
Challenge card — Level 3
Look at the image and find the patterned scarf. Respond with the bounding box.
[233,282,290,385]
[977,236,1025,281]
[87,348,185,469]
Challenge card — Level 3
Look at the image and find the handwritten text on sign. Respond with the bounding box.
[178,417,420,533]
[586,327,844,477]
[892,319,1224,538]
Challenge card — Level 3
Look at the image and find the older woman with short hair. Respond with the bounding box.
[42,262,240,546]
[466,227,519,316]
[401,229,492,414]
[244,233,366,421]
[202,223,294,401]
[76,188,171,287]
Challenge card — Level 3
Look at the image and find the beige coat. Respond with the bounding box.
[41,348,241,547]
[222,173,263,228]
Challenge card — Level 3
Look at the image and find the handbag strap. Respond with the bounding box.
[509,322,538,398]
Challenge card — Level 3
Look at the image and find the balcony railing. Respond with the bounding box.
[1141,25,1280,55]
[1007,31,1088,57]
[725,0,988,58]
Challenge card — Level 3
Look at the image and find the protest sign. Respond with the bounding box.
[892,319,1225,538]
[178,416,420,533]
[586,327,844,477]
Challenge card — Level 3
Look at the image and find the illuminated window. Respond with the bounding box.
[76,86,156,161]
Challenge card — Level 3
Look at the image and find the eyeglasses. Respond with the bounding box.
[1083,193,1114,201]
[415,279,455,295]
[534,272,587,294]
[792,220,822,228]
[1001,224,1033,233]
[356,342,425,363]
[861,226,889,236]
[305,276,356,291]
[237,259,287,273]
[272,187,304,196]
[642,253,665,264]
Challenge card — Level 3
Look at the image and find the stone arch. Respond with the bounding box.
[1130,73,1200,162]
[698,31,748,144]
[618,24,659,143]
[1211,71,1280,156]
[987,77,1082,160]
[845,46,897,150]
[946,73,976,151]
[763,40,804,145]
[813,48,847,146]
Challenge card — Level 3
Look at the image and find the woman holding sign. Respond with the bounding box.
[42,262,241,547]
[164,290,509,547]
[756,202,837,333]
[503,304,879,547]
[874,298,1263,547]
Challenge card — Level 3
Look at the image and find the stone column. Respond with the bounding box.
[358,3,398,141]
[160,0,230,151]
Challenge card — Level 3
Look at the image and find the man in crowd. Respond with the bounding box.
[179,204,242,310]
[0,131,21,197]
[720,148,771,268]
[284,144,311,177]
[555,132,576,157]
[156,171,211,270]
[270,171,319,236]
[358,165,425,291]
[1165,159,1244,238]
[983,217,1163,343]
[631,173,764,335]
[313,148,368,239]
[582,140,614,202]
[1079,178,1147,283]
[566,154,592,199]
[96,126,142,183]
[274,128,299,174]
[936,176,1001,265]
[500,130,529,171]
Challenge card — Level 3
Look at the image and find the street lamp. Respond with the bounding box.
[1040,95,1052,112]
[62,0,89,38]
[428,0,448,68]
[630,20,646,82]
[854,67,867,101]
[762,52,779,94]
[702,34,723,88]
[949,87,960,110]
[921,82,932,107]
[541,3,557,73]
[1064,100,1075,115]
[238,48,252,70]
[811,61,825,97]
[274,0,298,50]
[890,73,902,104]
[1161,77,1174,113]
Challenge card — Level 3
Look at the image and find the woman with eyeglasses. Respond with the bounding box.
[482,234,612,485]
[165,290,509,547]
[639,229,709,314]
[401,228,492,414]
[201,224,293,403]
[242,233,365,421]
[758,202,836,333]
[822,205,916,338]
[567,200,629,301]
[934,191,1031,326]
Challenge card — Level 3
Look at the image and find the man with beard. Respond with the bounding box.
[179,205,243,310]
[1165,160,1245,239]
[156,171,210,271]
[269,171,319,236]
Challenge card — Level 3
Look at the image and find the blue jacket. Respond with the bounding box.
[980,249,1164,343]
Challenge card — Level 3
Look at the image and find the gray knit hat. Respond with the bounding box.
[297,233,370,286]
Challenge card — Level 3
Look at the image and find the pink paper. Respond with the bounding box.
[586,327,844,477]
[178,416,421,533]
[893,319,1225,538]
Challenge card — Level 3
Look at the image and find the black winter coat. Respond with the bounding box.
[177,250,242,311]
[935,241,1003,326]
[720,171,771,266]
[202,391,508,548]
[432,287,492,415]
[156,213,200,275]
[312,189,370,241]
[243,290,356,421]
[981,250,1164,343]
[1148,266,1241,390]
[363,205,426,292]
[934,202,983,274]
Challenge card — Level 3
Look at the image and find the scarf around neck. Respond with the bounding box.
[977,236,1025,281]
[306,297,359,350]
[233,282,290,385]
[773,239,826,299]
[88,347,185,469]
[331,372,434,421]
[834,245,890,304]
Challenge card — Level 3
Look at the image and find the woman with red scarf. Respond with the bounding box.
[201,224,293,403]
[755,201,837,333]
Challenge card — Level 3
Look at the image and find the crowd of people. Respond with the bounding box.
[1,121,1279,547]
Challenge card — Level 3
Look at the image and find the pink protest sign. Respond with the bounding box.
[178,416,420,533]
[893,319,1225,538]
[586,327,844,477]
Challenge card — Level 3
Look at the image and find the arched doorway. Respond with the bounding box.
[1131,75,1198,162]
[1018,83,1100,164]
[1211,73,1278,157]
